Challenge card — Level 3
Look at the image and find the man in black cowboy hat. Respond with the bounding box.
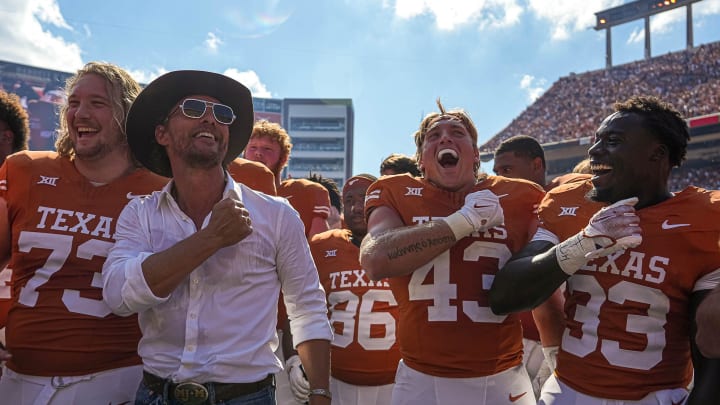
[102,70,333,405]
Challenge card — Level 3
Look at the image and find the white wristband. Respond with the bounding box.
[443,211,475,240]
[555,232,597,275]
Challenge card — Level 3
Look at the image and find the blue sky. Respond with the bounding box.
[1,0,719,176]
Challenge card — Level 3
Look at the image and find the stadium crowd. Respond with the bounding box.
[669,161,720,191]
[481,41,720,152]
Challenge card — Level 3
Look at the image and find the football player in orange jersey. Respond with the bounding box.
[490,96,720,405]
[307,173,343,230]
[0,90,29,166]
[0,62,168,404]
[310,173,401,404]
[244,120,332,404]
[227,156,277,196]
[0,90,29,345]
[244,120,331,238]
[493,135,569,399]
[359,100,565,405]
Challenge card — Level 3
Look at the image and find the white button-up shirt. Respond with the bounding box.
[102,174,332,383]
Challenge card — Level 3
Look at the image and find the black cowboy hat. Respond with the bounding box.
[126,70,253,177]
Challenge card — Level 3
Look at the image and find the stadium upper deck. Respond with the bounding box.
[480,40,720,154]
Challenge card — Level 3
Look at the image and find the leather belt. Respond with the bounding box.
[142,371,274,404]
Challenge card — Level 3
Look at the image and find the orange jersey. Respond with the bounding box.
[539,180,720,400]
[310,229,400,386]
[227,157,277,196]
[364,175,544,378]
[0,151,168,376]
[518,173,593,342]
[546,173,592,191]
[279,179,331,238]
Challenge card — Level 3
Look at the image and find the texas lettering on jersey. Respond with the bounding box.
[0,151,168,376]
[311,229,400,386]
[538,180,720,400]
[35,206,116,238]
[364,175,544,378]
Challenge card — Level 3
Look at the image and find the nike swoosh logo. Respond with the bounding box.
[661,220,690,229]
[509,392,527,402]
[497,193,508,198]
[473,204,492,209]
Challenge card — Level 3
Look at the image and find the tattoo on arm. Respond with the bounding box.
[387,235,455,260]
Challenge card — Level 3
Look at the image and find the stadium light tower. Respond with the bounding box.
[594,0,703,68]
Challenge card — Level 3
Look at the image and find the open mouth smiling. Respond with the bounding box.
[437,148,459,168]
[76,127,98,138]
[590,162,612,177]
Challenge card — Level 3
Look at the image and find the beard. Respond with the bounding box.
[184,149,223,170]
[73,134,125,161]
[586,186,612,203]
[176,137,226,170]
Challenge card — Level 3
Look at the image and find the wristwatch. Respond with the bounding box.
[308,388,332,399]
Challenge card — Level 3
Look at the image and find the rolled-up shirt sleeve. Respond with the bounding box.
[102,197,170,316]
[276,204,333,346]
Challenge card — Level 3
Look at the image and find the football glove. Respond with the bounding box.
[556,197,642,275]
[443,190,504,240]
[285,355,310,403]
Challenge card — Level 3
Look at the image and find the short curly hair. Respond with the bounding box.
[248,120,293,178]
[0,90,29,152]
[613,96,689,168]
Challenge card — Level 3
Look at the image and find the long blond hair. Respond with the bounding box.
[55,61,140,158]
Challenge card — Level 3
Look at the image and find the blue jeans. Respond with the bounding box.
[134,381,276,405]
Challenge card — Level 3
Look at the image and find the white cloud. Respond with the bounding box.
[392,0,523,31]
[387,0,629,38]
[648,7,686,34]
[32,0,71,29]
[626,6,693,45]
[204,32,223,52]
[388,0,720,41]
[126,67,168,86]
[698,0,720,14]
[519,74,546,102]
[223,68,273,98]
[628,27,644,44]
[0,0,83,71]
[527,0,624,40]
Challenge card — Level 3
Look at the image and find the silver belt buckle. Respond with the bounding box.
[174,381,209,405]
